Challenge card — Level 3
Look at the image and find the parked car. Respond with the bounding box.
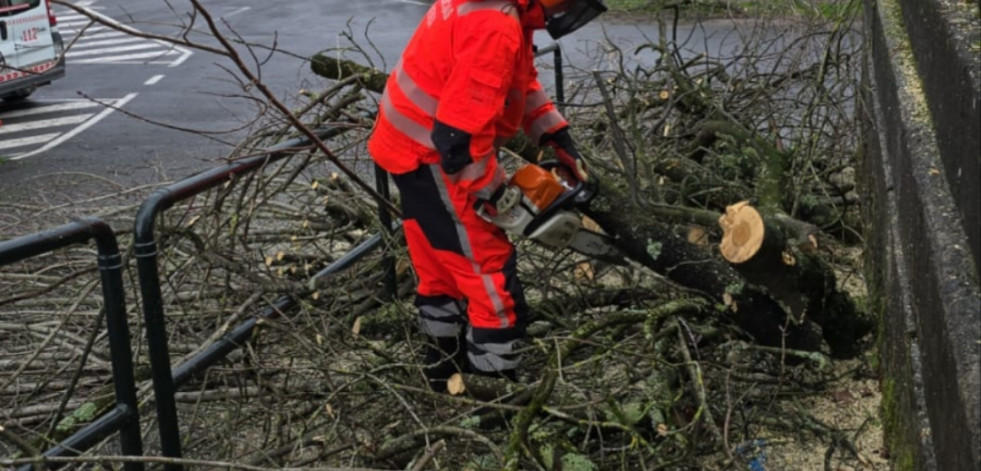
[0,0,64,102]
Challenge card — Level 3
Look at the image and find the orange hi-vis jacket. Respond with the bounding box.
[368,0,568,200]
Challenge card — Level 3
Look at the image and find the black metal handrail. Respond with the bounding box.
[0,218,143,471]
[132,126,392,470]
[535,42,565,112]
[171,231,389,387]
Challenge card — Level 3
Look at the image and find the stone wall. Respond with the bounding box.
[861,0,980,469]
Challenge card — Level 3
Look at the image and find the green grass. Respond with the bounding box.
[604,0,862,20]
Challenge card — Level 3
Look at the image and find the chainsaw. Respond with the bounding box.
[478,162,626,266]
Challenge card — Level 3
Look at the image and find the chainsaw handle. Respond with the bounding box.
[538,160,597,205]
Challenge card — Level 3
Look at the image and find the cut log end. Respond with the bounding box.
[718,201,765,264]
[447,373,466,396]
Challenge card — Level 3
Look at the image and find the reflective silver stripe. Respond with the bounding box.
[471,338,518,357]
[430,164,478,261]
[471,166,507,201]
[466,333,520,372]
[443,155,506,200]
[457,0,517,18]
[419,302,463,319]
[381,89,436,149]
[527,109,566,144]
[444,150,492,182]
[469,352,520,372]
[524,89,550,116]
[383,64,439,150]
[428,164,509,327]
[420,318,463,337]
[395,65,438,116]
[480,273,508,326]
[441,0,454,20]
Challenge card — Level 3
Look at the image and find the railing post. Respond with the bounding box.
[92,223,144,471]
[533,42,565,112]
[374,164,398,300]
[134,191,184,471]
[130,128,348,469]
[553,45,565,113]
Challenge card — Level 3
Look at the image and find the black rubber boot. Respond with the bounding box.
[422,335,465,392]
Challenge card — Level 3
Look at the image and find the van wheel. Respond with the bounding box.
[3,89,34,102]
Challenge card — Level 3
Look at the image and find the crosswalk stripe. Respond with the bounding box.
[0,115,93,135]
[66,30,127,41]
[0,133,63,151]
[71,49,180,64]
[61,25,110,35]
[53,3,193,68]
[0,101,101,119]
[67,35,146,50]
[65,42,161,58]
[10,93,138,161]
[60,19,97,27]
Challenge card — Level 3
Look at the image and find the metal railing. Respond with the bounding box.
[536,43,565,112]
[0,218,144,471]
[132,126,396,470]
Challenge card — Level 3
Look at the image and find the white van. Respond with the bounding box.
[0,0,64,101]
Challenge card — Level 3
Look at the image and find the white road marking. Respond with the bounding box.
[59,20,97,28]
[0,101,101,119]
[391,0,429,5]
[62,25,110,35]
[0,133,62,151]
[70,31,128,41]
[67,35,145,50]
[57,3,194,67]
[65,42,161,58]
[144,74,164,86]
[167,50,191,67]
[10,93,139,161]
[223,7,251,18]
[0,115,91,135]
[70,49,181,64]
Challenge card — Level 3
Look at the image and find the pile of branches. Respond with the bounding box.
[2,2,882,470]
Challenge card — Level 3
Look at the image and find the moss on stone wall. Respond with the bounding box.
[880,376,915,470]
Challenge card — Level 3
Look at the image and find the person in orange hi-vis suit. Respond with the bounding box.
[368,0,606,391]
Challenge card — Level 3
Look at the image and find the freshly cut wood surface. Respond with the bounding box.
[719,200,765,264]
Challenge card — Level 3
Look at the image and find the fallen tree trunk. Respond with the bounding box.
[719,201,864,356]
[581,182,823,351]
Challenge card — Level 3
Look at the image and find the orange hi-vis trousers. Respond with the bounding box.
[392,164,528,373]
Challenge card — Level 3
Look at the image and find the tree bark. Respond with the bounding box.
[719,201,864,356]
[447,373,529,402]
[582,184,823,351]
[310,54,388,93]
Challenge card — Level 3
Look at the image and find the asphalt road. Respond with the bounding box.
[0,0,431,199]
